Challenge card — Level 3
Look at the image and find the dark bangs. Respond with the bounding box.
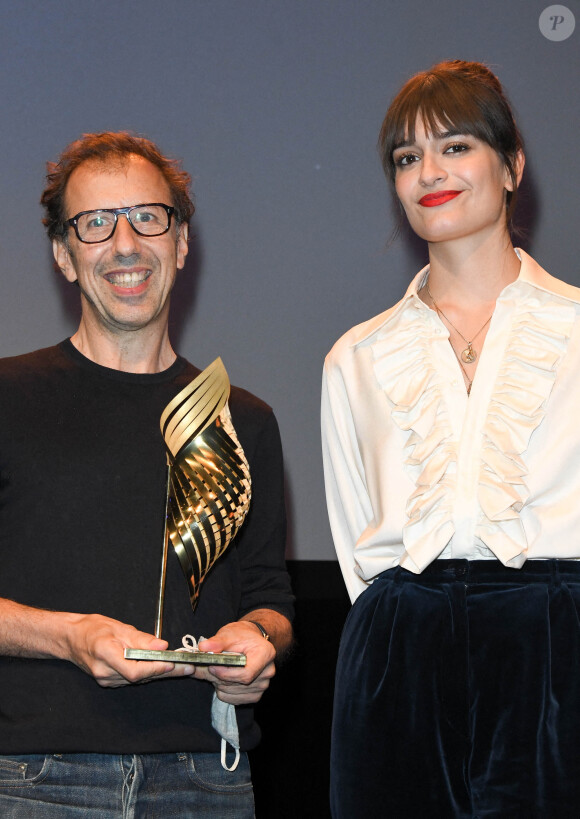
[378,61,523,206]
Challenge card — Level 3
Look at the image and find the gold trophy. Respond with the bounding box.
[125,358,251,667]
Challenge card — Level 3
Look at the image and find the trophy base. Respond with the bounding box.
[124,648,246,666]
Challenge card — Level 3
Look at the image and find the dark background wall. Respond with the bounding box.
[0,2,577,815]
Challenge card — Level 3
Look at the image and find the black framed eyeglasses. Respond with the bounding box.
[66,203,175,244]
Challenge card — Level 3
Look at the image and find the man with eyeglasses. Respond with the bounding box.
[0,132,293,817]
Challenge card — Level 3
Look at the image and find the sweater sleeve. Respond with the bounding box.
[232,403,295,622]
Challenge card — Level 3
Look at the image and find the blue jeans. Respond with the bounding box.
[0,751,255,818]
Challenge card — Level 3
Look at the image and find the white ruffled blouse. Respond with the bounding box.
[322,250,580,602]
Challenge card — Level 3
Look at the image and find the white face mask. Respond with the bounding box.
[211,693,241,772]
[180,634,241,771]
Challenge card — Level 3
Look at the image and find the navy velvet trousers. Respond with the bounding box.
[330,560,580,818]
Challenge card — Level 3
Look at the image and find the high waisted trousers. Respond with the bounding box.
[330,559,580,819]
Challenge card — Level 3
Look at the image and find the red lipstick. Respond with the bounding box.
[419,190,462,207]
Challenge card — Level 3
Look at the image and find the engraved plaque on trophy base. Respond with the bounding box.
[124,648,246,666]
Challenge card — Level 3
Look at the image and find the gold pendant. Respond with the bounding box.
[461,345,477,364]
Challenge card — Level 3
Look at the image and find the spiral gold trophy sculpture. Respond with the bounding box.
[125,358,251,667]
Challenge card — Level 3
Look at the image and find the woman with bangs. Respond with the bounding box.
[322,60,580,817]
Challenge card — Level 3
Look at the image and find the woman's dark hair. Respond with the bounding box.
[378,60,524,224]
[41,131,195,241]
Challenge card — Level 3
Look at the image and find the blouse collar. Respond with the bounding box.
[351,248,580,349]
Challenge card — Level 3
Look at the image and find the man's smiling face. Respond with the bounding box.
[54,154,188,336]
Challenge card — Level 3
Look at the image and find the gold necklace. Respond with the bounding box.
[426,282,493,364]
[449,344,473,395]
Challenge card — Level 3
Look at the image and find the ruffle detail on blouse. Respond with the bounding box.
[477,295,576,565]
[369,302,456,570]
